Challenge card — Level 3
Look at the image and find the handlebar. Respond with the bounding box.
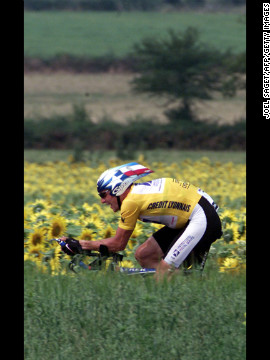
[51,238,123,262]
[50,238,156,275]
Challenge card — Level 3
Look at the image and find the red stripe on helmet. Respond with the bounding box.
[124,168,153,176]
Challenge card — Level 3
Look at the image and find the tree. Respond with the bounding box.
[131,27,239,122]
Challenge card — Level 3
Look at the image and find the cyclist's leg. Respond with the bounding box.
[164,197,222,270]
[135,225,188,268]
[135,196,221,270]
[164,210,207,269]
[185,196,222,271]
[135,236,164,268]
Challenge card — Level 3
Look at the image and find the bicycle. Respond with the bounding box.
[51,238,157,276]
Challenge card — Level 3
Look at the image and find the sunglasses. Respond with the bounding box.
[98,190,109,199]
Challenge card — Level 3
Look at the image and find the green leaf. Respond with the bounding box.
[66,224,82,238]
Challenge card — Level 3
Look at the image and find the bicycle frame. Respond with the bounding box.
[51,238,156,276]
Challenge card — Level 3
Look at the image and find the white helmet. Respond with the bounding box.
[97,162,153,196]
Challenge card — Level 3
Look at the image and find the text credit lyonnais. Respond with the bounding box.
[146,201,191,212]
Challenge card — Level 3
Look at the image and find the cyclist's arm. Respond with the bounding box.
[79,227,133,253]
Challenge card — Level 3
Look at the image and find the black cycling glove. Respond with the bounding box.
[61,238,83,256]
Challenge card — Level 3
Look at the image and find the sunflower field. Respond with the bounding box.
[24,154,246,275]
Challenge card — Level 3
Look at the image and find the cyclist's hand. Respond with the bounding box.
[61,238,83,256]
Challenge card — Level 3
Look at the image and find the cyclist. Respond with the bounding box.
[62,162,222,275]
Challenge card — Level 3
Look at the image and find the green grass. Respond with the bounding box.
[24,11,246,59]
[24,149,246,165]
[24,261,246,360]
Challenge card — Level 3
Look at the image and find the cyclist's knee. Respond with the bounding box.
[135,236,163,267]
[135,245,147,264]
[134,244,144,264]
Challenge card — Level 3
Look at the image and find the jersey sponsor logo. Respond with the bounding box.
[168,201,191,212]
[147,200,191,212]
[132,178,165,194]
[172,179,190,189]
[171,236,195,258]
[147,201,168,209]
[136,181,152,186]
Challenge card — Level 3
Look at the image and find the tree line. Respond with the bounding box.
[24,107,246,156]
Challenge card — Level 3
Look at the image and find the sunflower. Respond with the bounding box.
[28,209,48,226]
[24,244,43,260]
[219,257,239,273]
[220,209,238,226]
[103,225,115,239]
[24,208,31,222]
[130,223,143,239]
[47,216,67,239]
[79,228,96,241]
[24,245,47,273]
[223,222,240,244]
[29,228,46,247]
[91,214,106,229]
[121,260,135,268]
[92,203,104,216]
[49,256,61,276]
[30,199,51,214]
[127,239,136,250]
[82,202,94,214]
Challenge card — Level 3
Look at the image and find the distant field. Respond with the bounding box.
[24,11,246,59]
[24,72,246,124]
[24,11,246,124]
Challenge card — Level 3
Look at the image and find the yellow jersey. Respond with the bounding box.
[119,178,202,231]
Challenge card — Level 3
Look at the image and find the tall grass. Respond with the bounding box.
[24,11,246,59]
[24,261,245,360]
